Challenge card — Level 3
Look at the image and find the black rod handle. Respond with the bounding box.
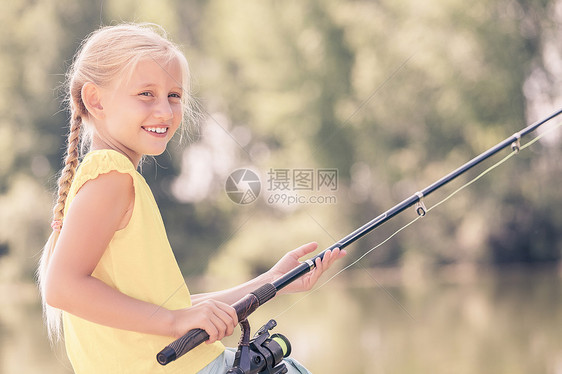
[156,328,208,365]
[157,284,277,365]
[156,107,562,365]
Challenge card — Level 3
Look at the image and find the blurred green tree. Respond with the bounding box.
[0,0,560,287]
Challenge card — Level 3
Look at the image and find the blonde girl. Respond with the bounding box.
[38,23,345,374]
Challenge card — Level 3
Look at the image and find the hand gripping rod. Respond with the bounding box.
[157,107,562,365]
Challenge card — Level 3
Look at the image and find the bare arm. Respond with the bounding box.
[192,243,346,306]
[44,171,237,342]
[191,273,272,306]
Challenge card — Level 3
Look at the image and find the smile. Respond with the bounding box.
[143,126,168,134]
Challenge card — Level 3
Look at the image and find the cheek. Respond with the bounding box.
[108,98,147,121]
[173,105,184,126]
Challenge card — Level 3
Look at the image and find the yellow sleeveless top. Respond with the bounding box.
[62,149,224,373]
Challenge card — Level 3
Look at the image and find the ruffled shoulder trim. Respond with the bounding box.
[71,150,136,194]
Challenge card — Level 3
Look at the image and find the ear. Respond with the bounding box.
[81,82,104,120]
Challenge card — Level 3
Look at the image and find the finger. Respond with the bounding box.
[312,249,336,278]
[324,248,338,267]
[322,247,344,268]
[214,307,238,336]
[215,303,238,325]
[291,242,318,259]
[308,256,325,283]
[334,247,347,259]
[203,321,220,344]
[210,312,233,341]
[321,248,336,267]
[317,250,329,269]
[198,301,237,341]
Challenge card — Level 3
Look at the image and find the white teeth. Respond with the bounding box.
[145,127,167,134]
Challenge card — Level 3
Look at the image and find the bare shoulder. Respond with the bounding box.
[70,171,135,230]
[79,170,134,203]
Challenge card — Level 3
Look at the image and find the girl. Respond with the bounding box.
[38,23,345,374]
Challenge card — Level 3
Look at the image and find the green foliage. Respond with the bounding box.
[0,0,561,286]
[1,1,562,373]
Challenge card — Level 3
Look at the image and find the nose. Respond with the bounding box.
[153,96,174,121]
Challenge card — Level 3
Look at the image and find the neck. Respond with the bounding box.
[90,136,141,168]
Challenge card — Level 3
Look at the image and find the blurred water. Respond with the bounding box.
[2,265,561,374]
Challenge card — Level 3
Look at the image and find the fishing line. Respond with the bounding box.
[273,215,422,320]
[427,119,562,214]
[272,118,562,320]
[158,111,562,365]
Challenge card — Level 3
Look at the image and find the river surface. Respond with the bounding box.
[1,265,561,374]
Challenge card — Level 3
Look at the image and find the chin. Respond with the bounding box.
[144,143,171,157]
[146,149,167,157]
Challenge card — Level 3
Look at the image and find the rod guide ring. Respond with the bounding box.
[511,132,521,153]
[414,191,427,217]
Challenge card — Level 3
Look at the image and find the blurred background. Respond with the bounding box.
[1,0,561,373]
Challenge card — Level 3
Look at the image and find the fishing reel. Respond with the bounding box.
[227,319,292,374]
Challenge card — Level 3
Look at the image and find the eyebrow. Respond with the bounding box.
[134,82,158,88]
[134,82,182,91]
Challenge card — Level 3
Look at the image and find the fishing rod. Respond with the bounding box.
[157,107,562,367]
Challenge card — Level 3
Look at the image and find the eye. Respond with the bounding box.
[138,91,153,97]
[169,92,182,99]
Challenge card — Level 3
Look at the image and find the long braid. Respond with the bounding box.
[38,22,193,343]
[52,110,82,225]
[39,106,83,341]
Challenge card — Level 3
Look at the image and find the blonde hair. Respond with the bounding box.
[38,23,194,341]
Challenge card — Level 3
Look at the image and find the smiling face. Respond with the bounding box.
[89,57,184,167]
